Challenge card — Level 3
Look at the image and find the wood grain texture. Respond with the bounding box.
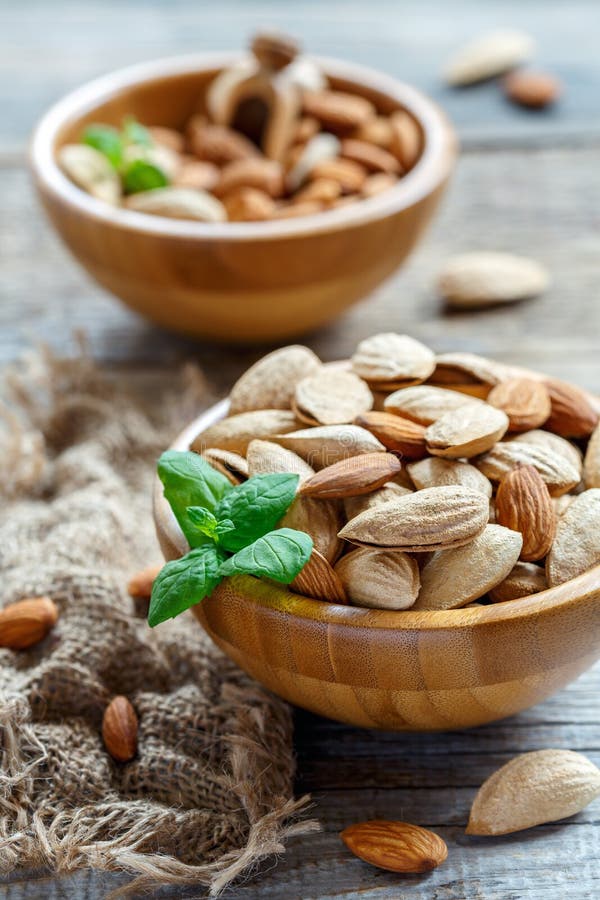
[3,0,600,896]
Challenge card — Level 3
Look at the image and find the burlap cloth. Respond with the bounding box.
[0,347,317,896]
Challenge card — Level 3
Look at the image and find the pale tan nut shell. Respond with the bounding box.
[102,696,138,763]
[553,494,575,518]
[282,495,344,564]
[514,429,583,477]
[341,820,448,874]
[246,439,314,482]
[546,489,600,586]
[466,749,600,835]
[271,200,323,219]
[407,457,492,497]
[504,70,562,109]
[361,173,398,198]
[444,29,535,86]
[215,157,285,199]
[384,384,486,425]
[389,110,422,170]
[495,465,556,562]
[299,452,401,500]
[271,425,385,469]
[340,138,401,174]
[543,378,599,439]
[294,370,373,426]
[487,378,551,433]
[489,561,547,603]
[58,144,121,205]
[431,352,513,390]
[425,404,509,459]
[192,410,298,455]
[339,485,489,552]
[0,597,59,650]
[293,177,341,205]
[310,157,367,193]
[148,126,185,153]
[352,333,436,387]
[438,252,549,309]
[229,345,322,414]
[475,440,581,497]
[201,448,249,485]
[291,548,347,603]
[354,411,427,460]
[223,187,276,221]
[286,133,340,191]
[335,548,420,610]
[353,116,394,149]
[251,29,299,70]
[343,481,413,521]
[302,90,376,133]
[125,188,226,222]
[127,564,163,600]
[174,158,220,192]
[584,422,600,488]
[187,117,259,164]
[413,525,522,610]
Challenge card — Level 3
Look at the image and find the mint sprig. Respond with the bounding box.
[149,452,313,626]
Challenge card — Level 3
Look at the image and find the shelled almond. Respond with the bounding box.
[190,333,600,612]
[60,32,423,222]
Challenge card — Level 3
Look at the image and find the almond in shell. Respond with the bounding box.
[192,410,298,455]
[389,110,422,170]
[437,252,549,309]
[584,422,600,488]
[412,524,523,610]
[339,485,489,552]
[425,404,509,458]
[407,457,492,497]
[546,489,600,586]
[201,447,249,484]
[282,495,344,564]
[384,384,484,425]
[430,352,511,394]
[302,90,376,132]
[271,425,385,469]
[343,481,413,520]
[444,29,535,86]
[340,138,401,174]
[294,370,373,425]
[354,411,427,460]
[341,820,447,873]
[475,440,581,497]
[291,548,347,603]
[229,346,321,414]
[466,749,600,835]
[246,439,314,482]
[299,452,401,499]
[487,378,551,432]
[489,561,547,603]
[309,157,367,193]
[335,547,419,610]
[495,465,556,562]
[352,333,436,388]
[214,157,285,198]
[126,188,226,222]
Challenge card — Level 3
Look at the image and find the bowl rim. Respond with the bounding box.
[30,52,457,242]
[154,389,600,632]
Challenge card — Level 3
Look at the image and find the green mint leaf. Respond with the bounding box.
[187,506,219,540]
[215,473,299,552]
[219,527,312,583]
[148,545,226,627]
[158,451,232,547]
[123,158,168,194]
[82,124,123,168]
[122,116,153,147]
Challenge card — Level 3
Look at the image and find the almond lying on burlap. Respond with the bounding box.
[0,597,59,650]
[335,547,420,610]
[413,525,522,610]
[466,750,600,835]
[102,696,138,763]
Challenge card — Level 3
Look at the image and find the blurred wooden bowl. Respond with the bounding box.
[153,398,600,731]
[30,54,456,343]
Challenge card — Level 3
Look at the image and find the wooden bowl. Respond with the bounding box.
[30,54,456,343]
[153,399,600,732]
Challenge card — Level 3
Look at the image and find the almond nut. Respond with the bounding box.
[504,70,561,109]
[229,345,322,414]
[291,548,347,603]
[389,110,422,170]
[444,29,535,86]
[584,422,600,488]
[341,820,448,873]
[476,440,581,497]
[340,138,401,174]
[309,157,367,193]
[425,404,509,458]
[187,117,259,164]
[294,371,373,426]
[126,188,226,223]
[546,489,600,586]
[495,464,556,561]
[407,457,492,497]
[487,378,551,432]
[343,481,413,520]
[271,425,385,469]
[438,252,549,309]
[489,561,547,603]
[246,439,314,482]
[223,187,276,221]
[354,411,427,460]
[335,548,419,610]
[0,597,59,650]
[127,565,163,600]
[302,90,376,132]
[384,384,485,425]
[102,695,138,763]
[352,333,435,388]
[215,158,285,198]
[299,452,401,499]
[544,378,599,439]
[192,410,299,455]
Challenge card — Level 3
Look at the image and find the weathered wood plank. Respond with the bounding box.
[1,0,600,153]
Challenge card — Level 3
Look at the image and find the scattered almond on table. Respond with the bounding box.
[341,820,448,873]
[189,334,600,610]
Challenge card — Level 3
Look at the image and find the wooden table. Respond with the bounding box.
[2,2,599,897]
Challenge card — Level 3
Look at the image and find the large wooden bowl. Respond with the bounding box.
[154,399,600,732]
[30,54,456,343]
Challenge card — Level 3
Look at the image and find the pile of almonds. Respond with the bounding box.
[192,335,600,611]
[58,31,422,222]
